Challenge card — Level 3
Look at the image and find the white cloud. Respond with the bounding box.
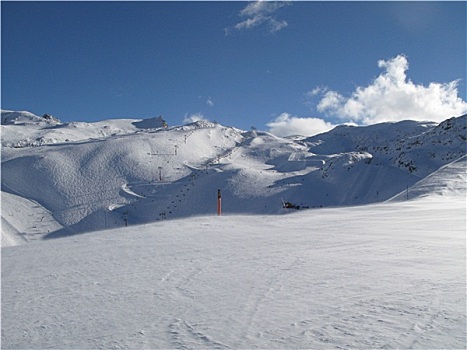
[183,113,208,124]
[308,86,325,96]
[206,97,214,107]
[228,1,290,34]
[267,112,335,137]
[267,17,288,33]
[240,0,285,17]
[313,55,467,124]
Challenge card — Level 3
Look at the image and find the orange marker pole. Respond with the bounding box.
[217,189,222,216]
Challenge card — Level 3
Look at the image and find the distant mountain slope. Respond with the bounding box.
[1,109,167,147]
[1,111,465,245]
[1,191,63,247]
[388,155,466,201]
[306,115,466,178]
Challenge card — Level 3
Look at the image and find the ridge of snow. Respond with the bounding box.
[1,191,63,247]
[388,155,467,201]
[0,111,169,148]
[1,110,61,125]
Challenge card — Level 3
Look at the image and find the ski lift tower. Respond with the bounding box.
[217,189,222,216]
[158,166,163,181]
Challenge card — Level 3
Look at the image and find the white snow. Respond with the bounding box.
[1,110,167,148]
[2,193,465,349]
[1,191,63,247]
[1,110,466,348]
[2,111,465,243]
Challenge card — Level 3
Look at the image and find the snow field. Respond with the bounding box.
[2,194,465,349]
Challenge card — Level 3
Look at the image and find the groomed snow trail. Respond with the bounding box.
[2,195,465,349]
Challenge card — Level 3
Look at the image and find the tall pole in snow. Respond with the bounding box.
[217,189,222,216]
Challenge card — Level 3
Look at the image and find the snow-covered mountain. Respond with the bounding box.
[1,110,167,147]
[1,110,466,246]
[2,110,466,349]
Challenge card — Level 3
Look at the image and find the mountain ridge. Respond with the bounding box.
[1,110,465,245]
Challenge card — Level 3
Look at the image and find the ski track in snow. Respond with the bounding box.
[2,195,465,349]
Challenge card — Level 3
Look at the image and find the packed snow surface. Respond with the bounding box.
[2,194,465,349]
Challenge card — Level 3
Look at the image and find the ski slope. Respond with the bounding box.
[2,111,466,244]
[2,192,465,349]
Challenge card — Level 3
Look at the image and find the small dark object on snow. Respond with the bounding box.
[283,201,300,210]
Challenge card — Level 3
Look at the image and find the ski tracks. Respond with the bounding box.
[159,252,231,349]
[168,318,231,350]
[238,253,308,344]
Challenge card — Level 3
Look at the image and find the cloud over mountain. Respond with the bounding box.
[183,113,208,124]
[267,113,335,137]
[312,55,467,124]
[270,55,467,137]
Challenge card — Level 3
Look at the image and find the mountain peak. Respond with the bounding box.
[1,110,61,125]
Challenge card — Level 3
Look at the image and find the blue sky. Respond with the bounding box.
[2,1,466,135]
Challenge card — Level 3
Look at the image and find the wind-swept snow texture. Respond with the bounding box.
[1,110,466,245]
[2,193,465,349]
